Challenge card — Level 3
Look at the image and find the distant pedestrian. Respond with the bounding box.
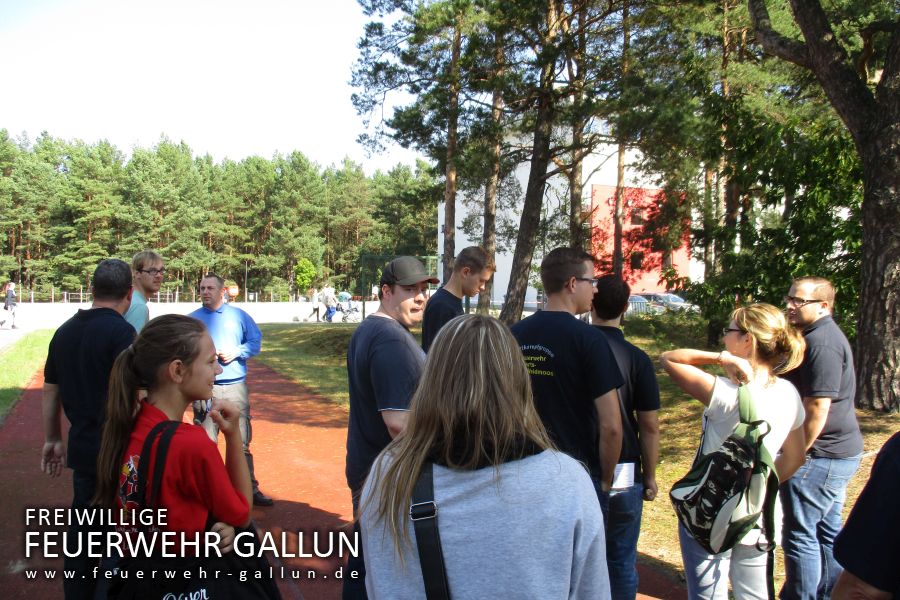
[1,281,17,328]
[421,246,494,352]
[41,259,136,599]
[307,287,321,322]
[123,250,165,332]
[323,284,338,322]
[190,273,273,507]
[592,274,661,599]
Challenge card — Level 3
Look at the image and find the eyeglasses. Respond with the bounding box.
[783,295,818,307]
[574,277,599,286]
[138,268,166,276]
[722,327,746,336]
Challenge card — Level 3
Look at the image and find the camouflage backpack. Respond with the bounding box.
[670,385,780,557]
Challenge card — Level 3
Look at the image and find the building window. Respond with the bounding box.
[630,208,644,225]
[630,251,644,270]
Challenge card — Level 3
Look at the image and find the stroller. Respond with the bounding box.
[336,292,362,323]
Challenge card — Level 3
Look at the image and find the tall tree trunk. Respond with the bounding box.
[747,0,899,410]
[702,167,716,277]
[612,0,630,278]
[442,24,462,284]
[613,142,626,278]
[567,1,587,250]
[499,1,561,325]
[478,30,505,315]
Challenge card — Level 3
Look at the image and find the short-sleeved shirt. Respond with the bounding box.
[345,315,425,493]
[595,326,660,466]
[783,315,862,458]
[702,377,805,459]
[123,289,149,332]
[421,287,463,353]
[189,303,262,384]
[117,403,250,534]
[44,308,135,474]
[510,310,624,479]
[834,432,900,598]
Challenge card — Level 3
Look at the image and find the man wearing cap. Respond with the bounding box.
[123,249,165,332]
[343,256,437,599]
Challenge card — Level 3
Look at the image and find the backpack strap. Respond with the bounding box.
[739,384,781,600]
[134,420,181,510]
[738,384,757,424]
[410,462,451,600]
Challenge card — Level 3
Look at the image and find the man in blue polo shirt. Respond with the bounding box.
[781,276,863,600]
[190,273,273,506]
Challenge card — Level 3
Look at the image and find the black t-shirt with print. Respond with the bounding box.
[511,311,624,479]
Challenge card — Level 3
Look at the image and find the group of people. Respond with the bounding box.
[31,244,896,600]
[40,252,273,599]
[344,246,894,600]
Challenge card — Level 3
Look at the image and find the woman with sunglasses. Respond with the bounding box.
[660,303,808,600]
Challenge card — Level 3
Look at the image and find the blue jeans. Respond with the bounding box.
[679,525,770,600]
[779,454,861,600]
[607,483,643,600]
[590,476,611,523]
[194,381,261,493]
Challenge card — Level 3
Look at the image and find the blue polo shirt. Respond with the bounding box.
[189,303,262,384]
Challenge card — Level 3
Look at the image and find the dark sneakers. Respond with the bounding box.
[253,490,274,507]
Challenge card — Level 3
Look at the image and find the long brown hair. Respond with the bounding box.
[732,303,806,375]
[364,314,552,555]
[93,315,207,507]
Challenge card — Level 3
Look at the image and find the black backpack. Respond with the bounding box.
[670,385,780,594]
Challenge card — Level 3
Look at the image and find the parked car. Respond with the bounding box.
[638,292,699,312]
[626,295,664,316]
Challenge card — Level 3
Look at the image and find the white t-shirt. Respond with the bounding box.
[702,377,805,459]
[701,376,805,546]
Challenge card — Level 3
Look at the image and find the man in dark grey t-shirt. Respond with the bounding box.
[343,256,438,599]
[780,276,863,600]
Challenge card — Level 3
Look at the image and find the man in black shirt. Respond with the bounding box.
[510,247,624,512]
[41,259,135,599]
[781,276,863,600]
[421,246,494,352]
[592,275,660,600]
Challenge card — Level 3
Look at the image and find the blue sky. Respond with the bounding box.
[0,0,421,174]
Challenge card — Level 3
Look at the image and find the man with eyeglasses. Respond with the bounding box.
[123,249,165,332]
[511,247,623,515]
[780,276,863,600]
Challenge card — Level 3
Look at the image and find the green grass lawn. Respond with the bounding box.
[0,330,53,423]
[256,314,899,584]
